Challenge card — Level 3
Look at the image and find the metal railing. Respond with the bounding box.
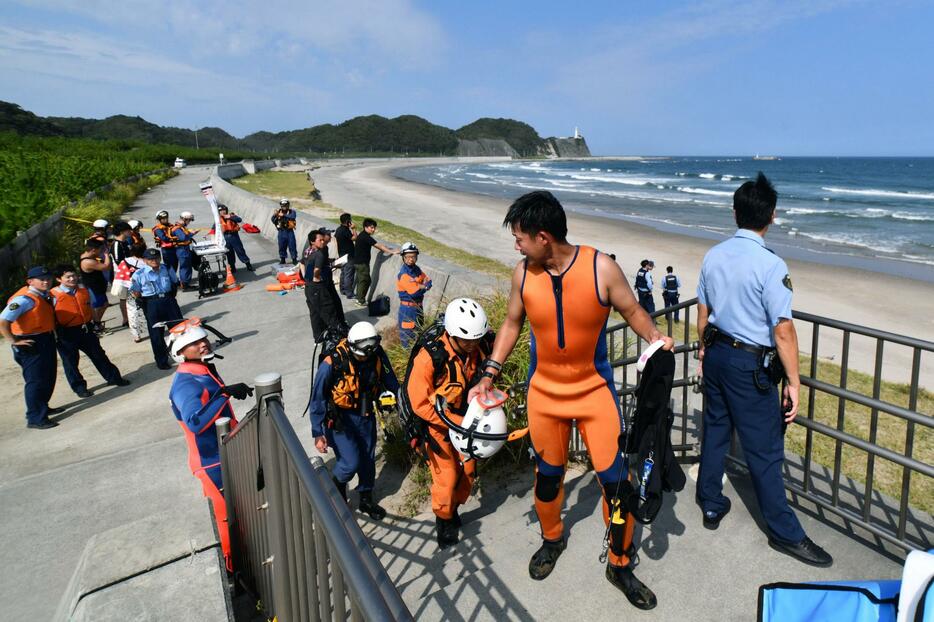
[600,297,932,554]
[216,373,413,621]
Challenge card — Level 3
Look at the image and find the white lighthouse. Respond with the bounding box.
[574,126,582,139]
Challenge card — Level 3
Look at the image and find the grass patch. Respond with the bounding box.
[234,170,512,279]
[789,356,933,514]
[2,170,178,299]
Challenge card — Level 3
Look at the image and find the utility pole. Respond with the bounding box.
[194,129,199,150]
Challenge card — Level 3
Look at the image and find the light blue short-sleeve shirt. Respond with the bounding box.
[129,264,178,297]
[697,229,793,347]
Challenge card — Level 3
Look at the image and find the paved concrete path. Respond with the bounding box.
[0,166,906,620]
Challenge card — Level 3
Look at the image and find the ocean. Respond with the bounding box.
[394,157,934,280]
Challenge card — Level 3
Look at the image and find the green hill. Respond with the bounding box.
[456,118,544,156]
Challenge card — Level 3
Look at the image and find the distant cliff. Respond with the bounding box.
[1,101,592,157]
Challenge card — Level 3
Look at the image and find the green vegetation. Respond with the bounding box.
[232,171,513,279]
[1,169,177,299]
[0,133,269,247]
[456,118,545,157]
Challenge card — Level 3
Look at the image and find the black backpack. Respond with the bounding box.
[623,348,686,523]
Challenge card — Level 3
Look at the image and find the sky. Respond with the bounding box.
[1,0,932,156]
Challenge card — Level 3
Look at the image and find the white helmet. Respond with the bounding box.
[401,242,419,255]
[347,321,380,357]
[450,397,507,459]
[155,210,169,220]
[127,219,141,229]
[444,298,488,340]
[92,219,109,228]
[180,211,194,220]
[165,318,212,363]
[279,198,290,207]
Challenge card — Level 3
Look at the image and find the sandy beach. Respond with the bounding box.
[309,158,934,385]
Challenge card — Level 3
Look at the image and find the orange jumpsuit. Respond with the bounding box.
[405,333,483,520]
[522,245,634,568]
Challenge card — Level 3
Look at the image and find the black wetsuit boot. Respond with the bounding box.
[528,538,567,580]
[606,564,657,610]
[332,477,348,502]
[358,492,386,520]
[436,516,459,549]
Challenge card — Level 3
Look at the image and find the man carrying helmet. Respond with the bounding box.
[168,317,253,571]
[404,298,493,548]
[396,242,432,348]
[171,211,196,289]
[217,205,253,272]
[310,321,399,520]
[469,191,673,610]
[272,198,298,265]
[153,210,178,273]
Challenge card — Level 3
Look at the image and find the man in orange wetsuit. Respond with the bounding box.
[405,297,493,548]
[470,190,673,610]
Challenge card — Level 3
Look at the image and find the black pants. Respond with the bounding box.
[55,325,122,393]
[139,295,183,366]
[306,282,347,343]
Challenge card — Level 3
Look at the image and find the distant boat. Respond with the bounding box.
[753,154,780,161]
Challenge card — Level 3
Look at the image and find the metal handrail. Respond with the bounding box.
[217,373,413,621]
[606,297,933,554]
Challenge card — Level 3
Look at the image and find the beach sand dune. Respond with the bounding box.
[311,158,934,386]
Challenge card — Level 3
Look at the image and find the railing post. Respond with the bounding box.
[255,373,291,622]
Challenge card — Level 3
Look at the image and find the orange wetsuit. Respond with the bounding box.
[522,245,634,568]
[406,332,487,520]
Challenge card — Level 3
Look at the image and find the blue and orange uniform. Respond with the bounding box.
[396,264,432,348]
[2,285,58,426]
[153,221,177,273]
[171,222,195,287]
[51,284,124,395]
[170,361,239,570]
[522,245,635,569]
[272,208,297,264]
[220,213,252,271]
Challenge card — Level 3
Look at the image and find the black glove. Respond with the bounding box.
[221,383,254,400]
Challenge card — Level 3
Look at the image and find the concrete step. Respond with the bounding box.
[55,499,230,621]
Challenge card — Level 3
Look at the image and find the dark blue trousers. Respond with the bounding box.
[277,230,297,263]
[12,332,57,425]
[699,341,805,544]
[326,410,377,492]
[398,302,423,349]
[55,326,122,393]
[638,292,655,314]
[161,247,178,274]
[140,296,183,366]
[176,247,193,286]
[223,233,251,270]
[663,292,680,321]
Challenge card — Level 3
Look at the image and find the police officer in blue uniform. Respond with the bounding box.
[0,266,63,429]
[129,248,183,370]
[696,173,832,567]
[662,266,682,323]
[635,259,655,314]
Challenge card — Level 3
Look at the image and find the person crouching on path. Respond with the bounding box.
[217,205,253,272]
[469,190,673,610]
[0,266,61,429]
[396,242,432,349]
[405,298,493,548]
[310,321,398,520]
[168,317,253,571]
[51,265,130,398]
[129,248,182,370]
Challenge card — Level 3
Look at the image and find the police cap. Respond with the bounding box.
[26,265,52,279]
[143,248,161,260]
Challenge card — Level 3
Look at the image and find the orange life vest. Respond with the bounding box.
[7,287,55,335]
[50,286,93,328]
[153,223,175,248]
[172,225,192,247]
[221,218,240,234]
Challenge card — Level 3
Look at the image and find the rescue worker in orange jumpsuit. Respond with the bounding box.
[470,191,673,610]
[51,264,130,398]
[0,266,62,429]
[405,298,492,548]
[168,318,252,571]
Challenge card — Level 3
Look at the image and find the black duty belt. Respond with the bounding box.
[713,331,772,355]
[142,293,168,300]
